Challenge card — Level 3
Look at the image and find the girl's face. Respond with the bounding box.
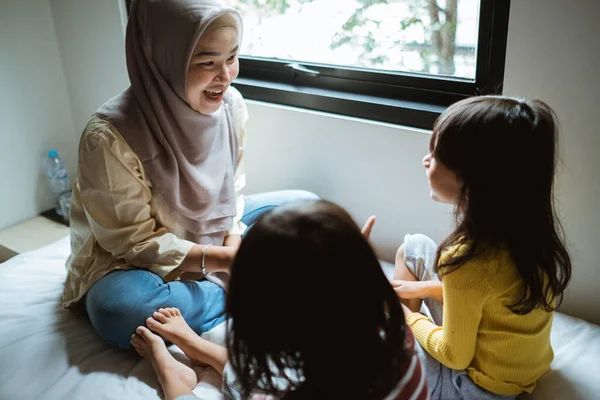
[422,150,461,204]
[186,27,239,115]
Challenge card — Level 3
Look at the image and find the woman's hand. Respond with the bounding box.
[164,244,236,282]
[223,234,241,251]
[391,280,443,303]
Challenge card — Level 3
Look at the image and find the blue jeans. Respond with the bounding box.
[85,190,318,349]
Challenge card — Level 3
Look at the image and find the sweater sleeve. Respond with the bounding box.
[406,258,492,370]
[77,122,195,276]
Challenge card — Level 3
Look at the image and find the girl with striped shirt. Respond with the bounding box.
[131,200,429,400]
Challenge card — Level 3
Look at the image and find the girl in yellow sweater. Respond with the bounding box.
[392,96,572,400]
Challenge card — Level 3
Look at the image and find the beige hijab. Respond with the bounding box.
[96,0,243,235]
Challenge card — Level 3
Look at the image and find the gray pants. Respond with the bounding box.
[403,234,516,400]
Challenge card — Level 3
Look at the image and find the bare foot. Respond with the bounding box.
[146,308,198,345]
[147,308,226,371]
[131,326,197,400]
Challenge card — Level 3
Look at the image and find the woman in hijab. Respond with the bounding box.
[62,0,317,350]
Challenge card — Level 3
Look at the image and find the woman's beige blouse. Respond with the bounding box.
[62,88,248,308]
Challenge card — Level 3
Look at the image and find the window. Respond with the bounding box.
[230,0,479,80]
[228,0,510,128]
[126,0,510,129]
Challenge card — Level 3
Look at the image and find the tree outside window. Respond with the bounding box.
[226,0,478,79]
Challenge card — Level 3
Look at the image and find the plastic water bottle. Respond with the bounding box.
[43,150,72,220]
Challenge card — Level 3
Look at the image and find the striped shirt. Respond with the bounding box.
[233,330,429,400]
[384,329,429,400]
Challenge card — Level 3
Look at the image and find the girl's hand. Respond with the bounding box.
[390,280,429,299]
[361,216,376,240]
[391,280,443,303]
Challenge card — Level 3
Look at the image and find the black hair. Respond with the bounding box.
[431,96,571,314]
[227,200,407,399]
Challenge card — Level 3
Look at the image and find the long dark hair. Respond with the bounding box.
[226,200,407,399]
[432,96,571,314]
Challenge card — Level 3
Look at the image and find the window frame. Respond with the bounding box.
[125,0,511,129]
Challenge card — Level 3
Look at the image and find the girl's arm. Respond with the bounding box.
[178,335,229,376]
[405,260,490,370]
[424,281,443,302]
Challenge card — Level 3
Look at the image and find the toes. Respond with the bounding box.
[165,307,181,317]
[137,326,157,342]
[131,333,148,354]
[158,307,169,316]
[152,311,168,323]
[130,333,144,348]
[146,317,158,329]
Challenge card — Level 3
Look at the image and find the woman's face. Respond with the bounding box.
[186,27,239,115]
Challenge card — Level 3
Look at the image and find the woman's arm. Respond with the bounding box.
[78,127,199,276]
[224,234,242,250]
[80,123,245,283]
[180,244,235,274]
[163,243,236,282]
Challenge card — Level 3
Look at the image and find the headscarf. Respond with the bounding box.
[96,0,243,235]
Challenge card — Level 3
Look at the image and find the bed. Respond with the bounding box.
[1,237,599,400]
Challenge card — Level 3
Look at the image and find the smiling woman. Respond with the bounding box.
[61,0,317,364]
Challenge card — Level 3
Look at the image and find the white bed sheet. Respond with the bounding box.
[1,238,599,400]
[0,236,225,400]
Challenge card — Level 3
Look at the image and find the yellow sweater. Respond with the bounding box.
[406,244,554,395]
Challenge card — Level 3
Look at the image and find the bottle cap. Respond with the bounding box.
[48,150,58,157]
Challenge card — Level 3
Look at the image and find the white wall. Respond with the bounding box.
[0,0,76,230]
[503,0,600,324]
[243,102,453,261]
[49,0,129,133]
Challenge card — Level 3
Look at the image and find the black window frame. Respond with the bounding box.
[125,0,511,129]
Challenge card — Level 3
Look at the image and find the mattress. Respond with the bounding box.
[0,236,224,400]
[1,238,598,400]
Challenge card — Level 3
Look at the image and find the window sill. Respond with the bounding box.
[233,78,447,130]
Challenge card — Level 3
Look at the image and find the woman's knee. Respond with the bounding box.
[85,293,156,349]
[84,270,163,348]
